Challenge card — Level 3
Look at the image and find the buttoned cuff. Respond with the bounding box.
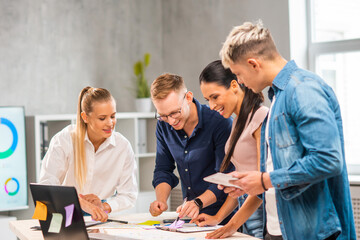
[106,198,118,213]
[270,169,311,200]
[152,176,179,190]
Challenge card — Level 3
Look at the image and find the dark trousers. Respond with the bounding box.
[264,233,283,240]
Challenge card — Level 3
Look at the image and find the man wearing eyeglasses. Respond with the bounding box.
[149,73,234,224]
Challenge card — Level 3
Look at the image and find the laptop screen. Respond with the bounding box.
[30,184,89,240]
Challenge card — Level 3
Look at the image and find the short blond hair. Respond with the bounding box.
[151,73,186,100]
[220,20,279,68]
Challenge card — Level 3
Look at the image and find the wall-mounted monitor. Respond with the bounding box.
[0,106,28,211]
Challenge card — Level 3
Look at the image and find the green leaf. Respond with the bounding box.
[133,61,143,76]
[133,53,151,98]
[144,53,151,67]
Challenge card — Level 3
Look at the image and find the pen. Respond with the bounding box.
[176,197,188,223]
[107,219,128,224]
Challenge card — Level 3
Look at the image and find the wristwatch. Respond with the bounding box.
[193,198,203,210]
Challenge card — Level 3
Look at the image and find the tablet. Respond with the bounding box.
[203,172,242,189]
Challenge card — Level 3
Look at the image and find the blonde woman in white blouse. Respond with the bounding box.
[39,87,138,222]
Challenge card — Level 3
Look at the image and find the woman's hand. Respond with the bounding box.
[218,184,245,198]
[78,195,108,222]
[205,221,239,239]
[191,213,219,227]
[79,194,102,208]
[80,193,112,213]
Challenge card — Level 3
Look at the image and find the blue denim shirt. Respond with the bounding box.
[261,61,356,240]
[153,98,234,216]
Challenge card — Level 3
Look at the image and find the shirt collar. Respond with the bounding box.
[193,97,203,130]
[269,60,298,101]
[84,130,116,148]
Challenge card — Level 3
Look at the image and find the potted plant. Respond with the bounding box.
[133,53,152,112]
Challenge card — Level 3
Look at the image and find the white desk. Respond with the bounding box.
[10,212,259,240]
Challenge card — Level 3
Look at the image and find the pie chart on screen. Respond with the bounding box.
[0,117,18,159]
[4,177,20,196]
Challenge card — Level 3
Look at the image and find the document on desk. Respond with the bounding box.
[203,172,242,189]
[156,223,221,233]
[87,222,140,230]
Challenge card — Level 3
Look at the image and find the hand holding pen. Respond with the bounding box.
[175,197,187,222]
[176,196,201,220]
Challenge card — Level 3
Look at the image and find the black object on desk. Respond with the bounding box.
[107,219,128,224]
[163,218,191,223]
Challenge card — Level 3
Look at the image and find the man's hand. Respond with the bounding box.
[78,196,108,222]
[149,200,168,216]
[191,213,219,227]
[177,200,200,219]
[227,171,272,196]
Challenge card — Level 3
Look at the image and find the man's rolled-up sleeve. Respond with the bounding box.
[152,123,179,189]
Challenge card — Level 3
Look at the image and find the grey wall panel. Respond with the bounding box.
[0,0,163,114]
[161,0,290,104]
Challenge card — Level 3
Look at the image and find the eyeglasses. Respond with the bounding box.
[155,93,187,121]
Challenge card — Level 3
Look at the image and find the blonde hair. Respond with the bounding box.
[220,20,279,68]
[150,73,186,100]
[73,86,113,189]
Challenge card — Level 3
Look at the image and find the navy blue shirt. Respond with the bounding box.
[152,98,234,216]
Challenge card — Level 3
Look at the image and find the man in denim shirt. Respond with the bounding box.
[149,73,234,224]
[219,21,356,240]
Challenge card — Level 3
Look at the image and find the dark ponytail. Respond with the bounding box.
[199,60,264,172]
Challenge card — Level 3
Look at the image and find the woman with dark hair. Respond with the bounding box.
[193,60,268,239]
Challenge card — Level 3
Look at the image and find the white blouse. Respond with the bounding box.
[39,125,138,213]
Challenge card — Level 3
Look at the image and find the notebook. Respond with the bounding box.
[29,183,133,240]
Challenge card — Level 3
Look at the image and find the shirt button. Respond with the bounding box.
[188,187,191,190]
[279,221,282,224]
[269,137,271,140]
[185,150,188,154]
[277,184,280,188]
[185,169,188,172]
[184,136,187,138]
[284,183,288,187]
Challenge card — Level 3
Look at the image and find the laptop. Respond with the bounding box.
[29,183,134,240]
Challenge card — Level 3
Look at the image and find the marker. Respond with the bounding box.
[175,197,188,223]
[107,219,128,224]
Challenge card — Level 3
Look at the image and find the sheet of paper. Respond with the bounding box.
[110,228,207,240]
[203,172,242,189]
[64,203,74,227]
[32,201,47,221]
[87,222,141,230]
[176,224,221,233]
[48,213,63,233]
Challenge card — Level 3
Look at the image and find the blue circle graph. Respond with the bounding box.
[0,118,18,159]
